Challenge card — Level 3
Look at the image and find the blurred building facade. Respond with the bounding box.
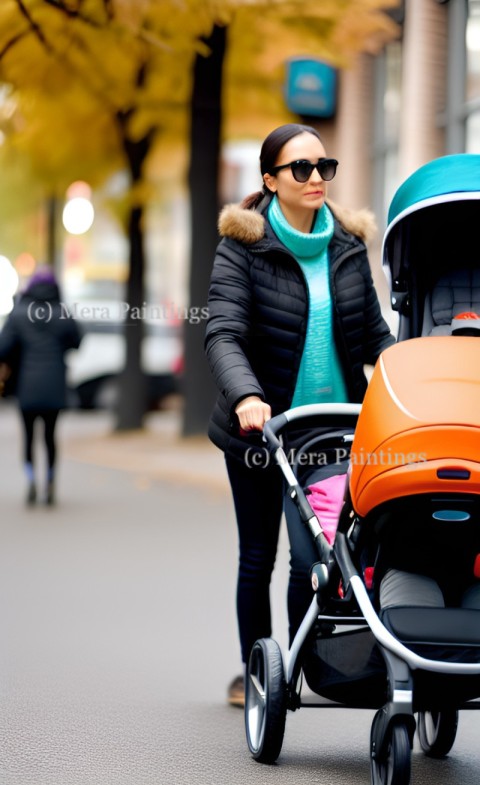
[329,0,480,217]
[320,0,478,317]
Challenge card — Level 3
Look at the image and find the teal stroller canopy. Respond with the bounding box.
[382,154,480,339]
[386,153,480,230]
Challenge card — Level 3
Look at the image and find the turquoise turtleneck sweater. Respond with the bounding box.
[268,196,348,406]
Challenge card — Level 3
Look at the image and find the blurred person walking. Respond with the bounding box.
[205,123,395,707]
[0,265,81,505]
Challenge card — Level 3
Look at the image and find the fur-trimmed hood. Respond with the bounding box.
[218,198,377,246]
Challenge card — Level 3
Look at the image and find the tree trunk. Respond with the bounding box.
[182,24,227,437]
[115,132,150,431]
[46,195,60,272]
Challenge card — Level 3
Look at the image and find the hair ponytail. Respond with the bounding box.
[240,183,274,211]
[240,190,263,210]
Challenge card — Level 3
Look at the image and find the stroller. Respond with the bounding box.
[383,152,480,339]
[244,155,480,785]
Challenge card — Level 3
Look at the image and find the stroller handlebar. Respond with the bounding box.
[262,413,288,452]
[262,403,362,450]
[262,404,362,571]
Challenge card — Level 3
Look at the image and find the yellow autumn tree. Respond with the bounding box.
[0,0,399,430]
[0,0,205,428]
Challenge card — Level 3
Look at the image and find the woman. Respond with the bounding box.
[205,123,395,707]
[0,266,81,505]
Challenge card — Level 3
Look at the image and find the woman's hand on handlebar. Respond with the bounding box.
[235,396,272,435]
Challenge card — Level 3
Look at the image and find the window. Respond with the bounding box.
[371,41,403,228]
[466,0,480,150]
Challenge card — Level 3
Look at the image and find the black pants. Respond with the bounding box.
[226,454,319,664]
[20,409,59,471]
[226,455,283,665]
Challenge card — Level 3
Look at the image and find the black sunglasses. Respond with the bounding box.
[270,157,338,183]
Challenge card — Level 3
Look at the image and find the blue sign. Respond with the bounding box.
[285,58,337,118]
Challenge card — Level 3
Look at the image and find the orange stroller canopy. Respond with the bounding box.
[349,337,480,517]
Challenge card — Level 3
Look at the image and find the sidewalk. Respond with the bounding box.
[61,406,229,494]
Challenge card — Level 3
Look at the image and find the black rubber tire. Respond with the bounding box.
[417,709,458,758]
[245,638,287,764]
[371,720,411,785]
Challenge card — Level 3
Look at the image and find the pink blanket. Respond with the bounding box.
[307,474,347,545]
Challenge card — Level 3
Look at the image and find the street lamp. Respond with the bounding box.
[62,181,95,235]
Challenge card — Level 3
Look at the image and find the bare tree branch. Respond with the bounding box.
[0,29,30,60]
[41,0,107,25]
[102,0,115,20]
[15,0,54,52]
[11,0,130,116]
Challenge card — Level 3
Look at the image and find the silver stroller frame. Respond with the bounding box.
[245,402,480,785]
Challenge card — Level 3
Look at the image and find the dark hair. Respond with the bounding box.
[241,123,323,210]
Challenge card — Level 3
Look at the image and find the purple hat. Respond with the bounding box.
[26,265,57,291]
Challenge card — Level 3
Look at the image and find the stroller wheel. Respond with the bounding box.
[371,715,411,785]
[245,638,287,764]
[417,709,458,758]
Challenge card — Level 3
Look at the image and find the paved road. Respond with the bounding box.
[0,401,479,784]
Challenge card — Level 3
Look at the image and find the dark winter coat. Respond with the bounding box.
[205,198,395,461]
[0,281,82,410]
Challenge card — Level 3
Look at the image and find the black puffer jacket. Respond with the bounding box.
[0,281,81,410]
[205,198,395,460]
